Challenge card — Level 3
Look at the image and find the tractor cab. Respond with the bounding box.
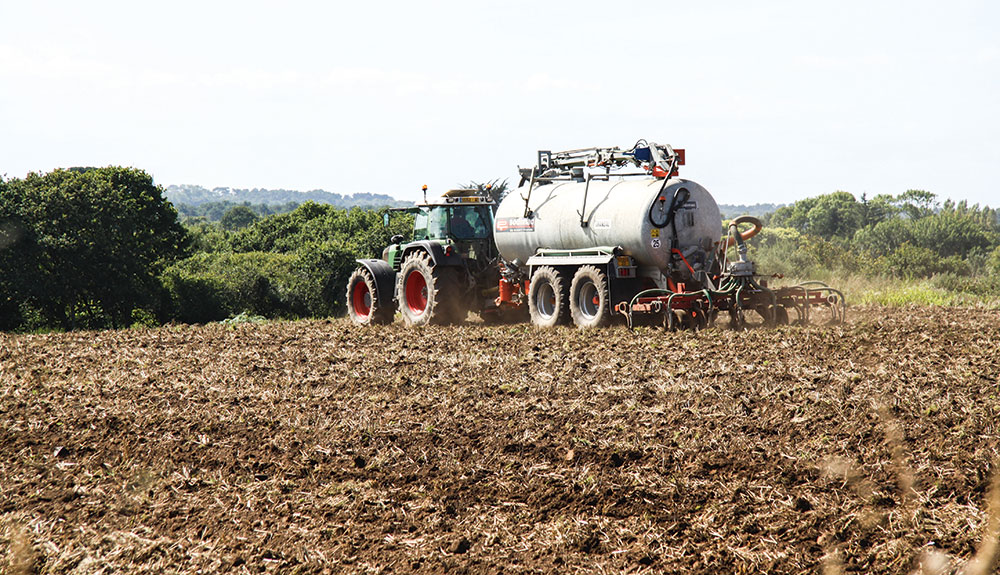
[413,202,492,242]
[382,188,498,270]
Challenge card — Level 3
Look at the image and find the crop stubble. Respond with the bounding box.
[1,306,999,574]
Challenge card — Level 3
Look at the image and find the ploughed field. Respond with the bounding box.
[2,306,999,574]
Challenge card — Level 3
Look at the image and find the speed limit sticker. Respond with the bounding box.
[651,238,661,248]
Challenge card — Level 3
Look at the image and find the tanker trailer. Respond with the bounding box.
[492,141,846,329]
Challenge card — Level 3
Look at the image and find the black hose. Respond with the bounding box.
[648,187,689,228]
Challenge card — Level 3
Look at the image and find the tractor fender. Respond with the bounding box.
[356,259,397,304]
[400,241,466,268]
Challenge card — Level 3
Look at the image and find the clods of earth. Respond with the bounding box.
[1,306,999,574]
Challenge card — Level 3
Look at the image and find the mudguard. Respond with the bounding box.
[400,241,466,268]
[356,259,397,304]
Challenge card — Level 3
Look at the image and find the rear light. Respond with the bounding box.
[444,246,453,257]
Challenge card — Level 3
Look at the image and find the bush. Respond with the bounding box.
[988,246,1000,276]
[159,266,229,323]
[937,255,972,277]
[156,202,416,323]
[160,241,361,323]
[745,227,865,278]
[931,274,1000,297]
[284,242,357,316]
[161,252,297,321]
[881,243,940,279]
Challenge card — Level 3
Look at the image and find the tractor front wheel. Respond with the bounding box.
[396,252,462,326]
[346,267,394,325]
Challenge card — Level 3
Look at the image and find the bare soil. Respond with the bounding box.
[1,306,999,574]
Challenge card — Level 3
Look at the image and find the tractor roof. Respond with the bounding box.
[421,189,494,207]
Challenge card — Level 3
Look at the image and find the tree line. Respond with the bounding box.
[0,167,409,331]
[1,168,997,332]
[751,190,1000,286]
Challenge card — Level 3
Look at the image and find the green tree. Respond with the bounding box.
[220,204,260,230]
[804,191,864,239]
[768,197,818,232]
[0,177,35,329]
[894,190,938,220]
[183,219,231,253]
[854,218,916,257]
[4,167,188,329]
[909,212,993,258]
[861,193,897,228]
[769,192,863,239]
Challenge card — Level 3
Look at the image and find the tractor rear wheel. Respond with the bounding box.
[528,266,569,328]
[569,265,611,329]
[346,267,394,325]
[396,252,462,326]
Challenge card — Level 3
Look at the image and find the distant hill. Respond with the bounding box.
[718,203,784,219]
[164,184,413,209]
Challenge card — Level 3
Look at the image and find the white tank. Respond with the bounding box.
[494,177,722,272]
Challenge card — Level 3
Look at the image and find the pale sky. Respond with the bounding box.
[1,1,997,206]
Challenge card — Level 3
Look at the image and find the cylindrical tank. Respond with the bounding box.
[493,177,721,272]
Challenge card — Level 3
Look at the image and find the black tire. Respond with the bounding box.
[528,266,569,328]
[569,265,611,329]
[396,252,462,326]
[346,267,394,325]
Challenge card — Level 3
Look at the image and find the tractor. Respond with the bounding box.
[345,187,508,326]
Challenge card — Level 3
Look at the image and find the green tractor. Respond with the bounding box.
[346,188,504,326]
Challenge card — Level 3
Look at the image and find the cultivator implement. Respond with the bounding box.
[616,216,846,330]
[618,280,846,330]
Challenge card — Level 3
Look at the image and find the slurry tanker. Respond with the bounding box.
[346,140,844,329]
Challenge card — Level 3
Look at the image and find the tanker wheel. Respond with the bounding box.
[346,267,394,325]
[569,265,611,329]
[396,252,462,326]
[528,266,570,328]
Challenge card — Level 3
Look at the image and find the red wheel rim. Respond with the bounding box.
[404,271,428,314]
[352,279,371,317]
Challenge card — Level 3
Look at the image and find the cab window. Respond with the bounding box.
[413,209,429,240]
[450,206,491,239]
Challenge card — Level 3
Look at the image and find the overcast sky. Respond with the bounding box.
[1,1,997,206]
